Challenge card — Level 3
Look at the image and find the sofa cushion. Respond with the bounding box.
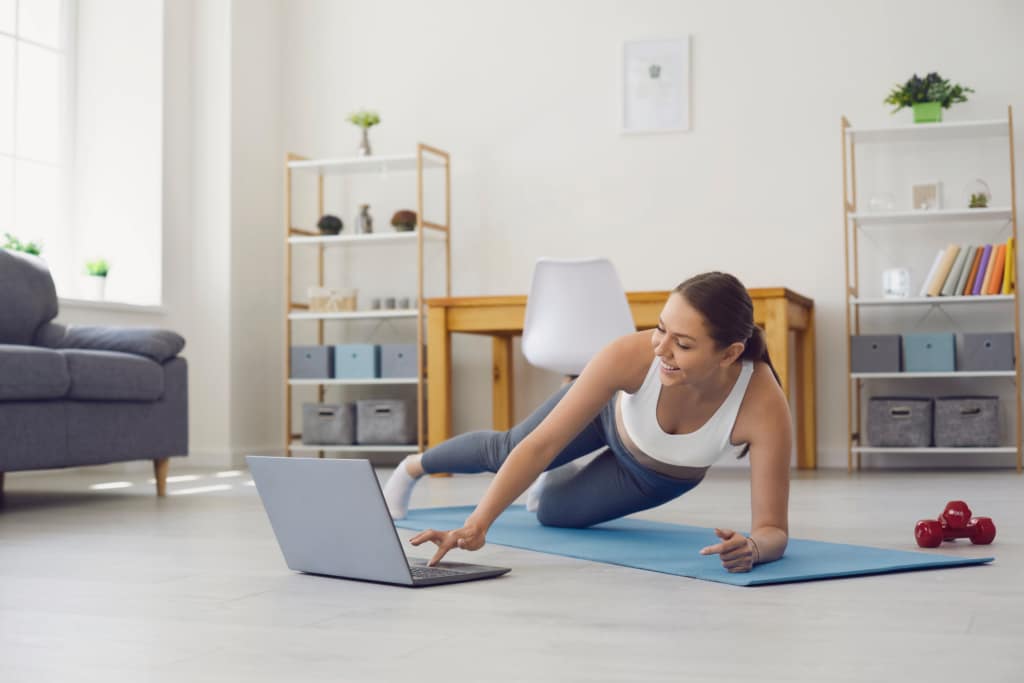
[0,249,59,345]
[59,349,165,401]
[35,323,186,363]
[0,345,71,400]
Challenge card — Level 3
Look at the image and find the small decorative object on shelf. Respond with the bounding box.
[83,258,110,300]
[346,109,381,156]
[866,193,895,213]
[881,267,910,299]
[911,181,941,210]
[2,232,42,255]
[963,178,992,209]
[391,209,417,232]
[355,204,373,234]
[883,72,973,123]
[317,214,343,234]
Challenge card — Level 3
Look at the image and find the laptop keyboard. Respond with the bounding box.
[409,565,469,580]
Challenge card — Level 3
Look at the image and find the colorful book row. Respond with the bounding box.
[920,238,1016,297]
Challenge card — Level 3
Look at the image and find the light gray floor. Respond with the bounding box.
[0,462,1021,683]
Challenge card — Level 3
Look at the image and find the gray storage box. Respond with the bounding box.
[356,399,416,445]
[867,397,932,447]
[301,402,355,445]
[850,335,902,373]
[934,396,1000,447]
[960,332,1015,372]
[291,346,333,379]
[380,344,418,378]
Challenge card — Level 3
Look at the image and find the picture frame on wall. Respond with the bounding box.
[622,37,691,134]
[911,181,943,211]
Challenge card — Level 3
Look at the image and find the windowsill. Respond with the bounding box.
[59,297,166,316]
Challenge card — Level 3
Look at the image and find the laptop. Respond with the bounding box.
[246,456,510,587]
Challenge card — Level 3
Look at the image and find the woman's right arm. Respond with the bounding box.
[411,332,650,565]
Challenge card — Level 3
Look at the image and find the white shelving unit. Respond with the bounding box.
[284,144,452,458]
[841,109,1021,472]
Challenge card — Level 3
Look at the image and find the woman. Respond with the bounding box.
[383,271,792,573]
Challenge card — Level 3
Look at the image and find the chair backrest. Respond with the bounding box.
[521,257,636,376]
[0,249,59,345]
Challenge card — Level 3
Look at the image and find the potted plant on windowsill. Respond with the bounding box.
[3,232,43,256]
[884,72,973,124]
[83,258,110,300]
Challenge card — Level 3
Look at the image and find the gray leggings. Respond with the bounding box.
[420,383,703,528]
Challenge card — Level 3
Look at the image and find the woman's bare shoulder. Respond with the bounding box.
[737,362,791,428]
[600,330,655,393]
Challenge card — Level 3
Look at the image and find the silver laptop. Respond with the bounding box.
[246,456,510,587]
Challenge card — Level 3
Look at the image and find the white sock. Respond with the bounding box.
[383,458,420,520]
[526,461,582,513]
[526,472,547,513]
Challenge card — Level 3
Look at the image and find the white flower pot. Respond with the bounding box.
[83,275,106,300]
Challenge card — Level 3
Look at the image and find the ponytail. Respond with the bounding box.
[741,325,781,386]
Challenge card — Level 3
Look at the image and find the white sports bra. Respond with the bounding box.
[619,359,753,468]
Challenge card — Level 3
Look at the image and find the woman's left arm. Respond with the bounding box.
[745,369,793,565]
[700,365,792,571]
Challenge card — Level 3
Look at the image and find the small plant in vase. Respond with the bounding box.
[3,232,43,255]
[969,192,989,209]
[84,258,110,300]
[346,109,381,156]
[884,72,973,123]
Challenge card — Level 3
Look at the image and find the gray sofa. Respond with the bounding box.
[0,249,188,497]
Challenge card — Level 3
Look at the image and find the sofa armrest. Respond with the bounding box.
[34,323,186,363]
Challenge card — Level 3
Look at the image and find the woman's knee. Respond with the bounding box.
[535,500,597,529]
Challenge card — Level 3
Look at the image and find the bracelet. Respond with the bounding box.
[747,536,761,565]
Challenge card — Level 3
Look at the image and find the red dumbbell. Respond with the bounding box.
[914,500,996,548]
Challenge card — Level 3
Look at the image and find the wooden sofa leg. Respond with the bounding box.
[154,458,169,497]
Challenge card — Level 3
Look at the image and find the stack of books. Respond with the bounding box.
[920,238,1016,297]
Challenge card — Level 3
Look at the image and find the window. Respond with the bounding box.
[0,0,74,292]
[3,0,164,307]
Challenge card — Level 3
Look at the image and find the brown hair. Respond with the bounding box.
[673,271,781,386]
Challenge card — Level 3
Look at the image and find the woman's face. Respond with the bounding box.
[651,293,741,387]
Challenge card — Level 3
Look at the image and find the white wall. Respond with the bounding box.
[278,0,1024,469]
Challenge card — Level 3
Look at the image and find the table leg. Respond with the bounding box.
[492,336,514,431]
[427,306,452,449]
[794,307,817,469]
[762,299,791,401]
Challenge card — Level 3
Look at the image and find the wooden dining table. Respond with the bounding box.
[425,289,817,468]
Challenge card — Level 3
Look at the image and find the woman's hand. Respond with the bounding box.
[409,522,487,566]
[699,527,757,573]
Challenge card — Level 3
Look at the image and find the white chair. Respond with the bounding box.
[522,257,636,375]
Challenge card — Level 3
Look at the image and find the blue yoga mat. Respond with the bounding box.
[395,505,993,586]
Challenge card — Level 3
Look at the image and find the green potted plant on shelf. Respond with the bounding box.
[83,258,110,300]
[3,232,43,255]
[884,72,973,123]
[346,109,381,157]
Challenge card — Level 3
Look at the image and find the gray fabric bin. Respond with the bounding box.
[291,346,333,379]
[380,344,418,378]
[850,335,902,373]
[867,397,932,447]
[934,396,999,447]
[960,333,1015,372]
[301,402,355,445]
[356,399,415,445]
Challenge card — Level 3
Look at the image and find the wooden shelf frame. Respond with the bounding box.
[841,108,1022,473]
[284,144,451,458]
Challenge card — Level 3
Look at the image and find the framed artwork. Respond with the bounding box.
[911,181,943,211]
[622,37,691,134]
